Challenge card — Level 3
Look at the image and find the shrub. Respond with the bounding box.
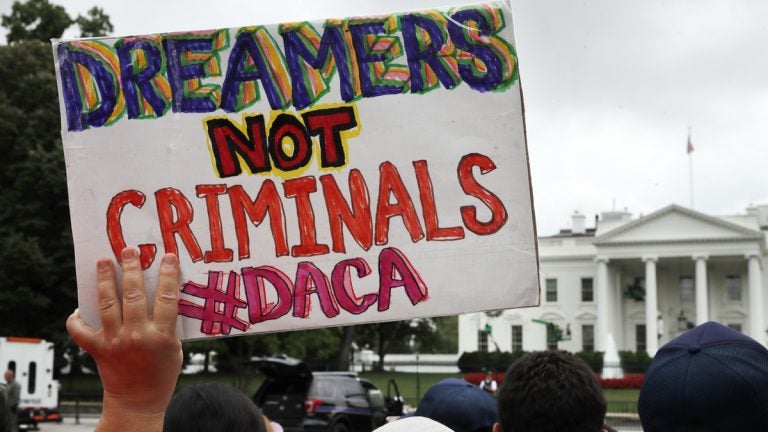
[457,351,528,373]
[597,374,644,389]
[619,350,652,374]
[464,371,505,386]
[575,351,604,373]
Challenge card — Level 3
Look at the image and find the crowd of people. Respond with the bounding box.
[60,248,768,431]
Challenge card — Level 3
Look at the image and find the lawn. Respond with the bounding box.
[603,388,640,403]
[359,372,462,406]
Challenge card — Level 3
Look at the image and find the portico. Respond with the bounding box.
[592,205,765,354]
[458,204,768,356]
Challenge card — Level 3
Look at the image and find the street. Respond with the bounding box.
[30,417,98,432]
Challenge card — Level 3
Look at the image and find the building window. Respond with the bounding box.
[680,276,694,302]
[478,330,489,352]
[727,323,742,333]
[546,325,558,351]
[545,278,558,302]
[581,278,594,302]
[511,325,523,352]
[28,362,36,394]
[582,325,595,352]
[726,275,742,301]
[636,324,646,352]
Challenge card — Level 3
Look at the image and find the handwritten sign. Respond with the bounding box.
[53,2,539,339]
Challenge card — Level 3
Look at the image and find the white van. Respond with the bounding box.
[0,337,61,427]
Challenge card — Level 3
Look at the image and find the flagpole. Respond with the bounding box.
[688,127,694,209]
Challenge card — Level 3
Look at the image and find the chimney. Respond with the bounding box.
[572,211,586,234]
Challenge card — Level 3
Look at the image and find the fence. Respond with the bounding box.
[606,401,642,431]
[59,392,102,424]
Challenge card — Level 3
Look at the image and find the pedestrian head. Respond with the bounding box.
[638,321,768,431]
[3,370,12,382]
[416,378,497,432]
[495,351,606,432]
[163,382,268,432]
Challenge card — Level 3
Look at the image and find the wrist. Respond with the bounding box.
[97,393,167,432]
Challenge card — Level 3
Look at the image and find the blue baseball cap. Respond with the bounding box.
[638,321,768,431]
[415,378,497,432]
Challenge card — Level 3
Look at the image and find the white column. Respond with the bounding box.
[747,254,764,343]
[693,254,709,325]
[643,255,659,356]
[595,256,609,352]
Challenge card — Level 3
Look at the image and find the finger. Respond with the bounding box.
[66,309,100,354]
[152,253,181,336]
[120,247,149,330]
[96,258,122,338]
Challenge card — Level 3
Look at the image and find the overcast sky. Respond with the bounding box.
[4,0,767,235]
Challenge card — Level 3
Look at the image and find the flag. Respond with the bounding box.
[687,130,694,154]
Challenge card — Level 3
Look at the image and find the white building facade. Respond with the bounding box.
[459,204,768,356]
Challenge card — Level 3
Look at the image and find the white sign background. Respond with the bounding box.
[54,1,540,339]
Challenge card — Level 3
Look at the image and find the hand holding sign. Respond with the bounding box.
[66,248,182,432]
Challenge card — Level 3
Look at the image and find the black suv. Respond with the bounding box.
[251,356,403,432]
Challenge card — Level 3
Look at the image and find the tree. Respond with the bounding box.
[0,40,75,344]
[1,0,72,43]
[75,7,113,38]
[355,318,453,371]
[0,0,113,371]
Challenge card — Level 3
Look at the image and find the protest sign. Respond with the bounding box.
[53,1,539,339]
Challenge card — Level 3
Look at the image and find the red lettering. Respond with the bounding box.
[457,153,508,235]
[283,176,330,257]
[377,247,428,311]
[242,266,293,323]
[375,162,424,245]
[269,113,312,171]
[196,184,234,263]
[413,160,465,241]
[302,106,358,167]
[320,170,373,253]
[206,116,269,177]
[228,182,289,258]
[332,258,377,314]
[106,190,156,269]
[293,261,340,318]
[155,188,203,262]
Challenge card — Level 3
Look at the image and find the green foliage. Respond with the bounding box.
[575,351,604,373]
[75,7,113,38]
[418,316,458,354]
[2,0,72,43]
[0,40,75,346]
[619,350,652,374]
[457,351,528,373]
[354,317,456,371]
[0,0,113,370]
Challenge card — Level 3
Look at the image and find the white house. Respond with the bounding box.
[458,204,768,356]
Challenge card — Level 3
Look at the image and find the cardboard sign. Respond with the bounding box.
[53,1,539,339]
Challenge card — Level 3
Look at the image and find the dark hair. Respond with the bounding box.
[163,383,267,432]
[497,351,606,432]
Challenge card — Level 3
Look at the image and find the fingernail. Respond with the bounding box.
[121,248,137,261]
[161,254,178,268]
[97,259,111,272]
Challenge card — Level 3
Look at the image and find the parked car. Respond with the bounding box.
[251,356,404,432]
